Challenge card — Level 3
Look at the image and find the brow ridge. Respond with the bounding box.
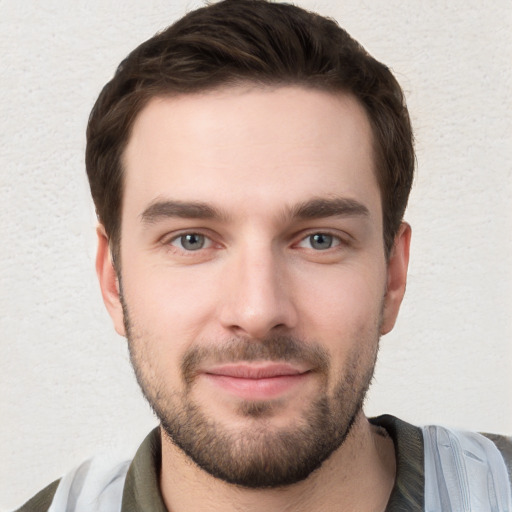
[140,196,369,225]
[140,200,227,224]
[289,197,370,220]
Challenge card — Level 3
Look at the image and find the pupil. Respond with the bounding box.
[311,233,332,250]
[182,234,204,250]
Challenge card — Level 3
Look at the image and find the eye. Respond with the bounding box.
[298,233,341,250]
[171,233,210,251]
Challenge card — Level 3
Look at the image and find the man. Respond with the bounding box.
[16,0,511,511]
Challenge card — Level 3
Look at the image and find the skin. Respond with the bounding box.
[97,85,411,512]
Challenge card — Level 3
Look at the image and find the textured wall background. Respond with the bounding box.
[1,0,511,509]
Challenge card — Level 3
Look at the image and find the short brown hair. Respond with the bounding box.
[86,0,414,263]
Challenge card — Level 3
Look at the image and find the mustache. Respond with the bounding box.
[181,335,330,386]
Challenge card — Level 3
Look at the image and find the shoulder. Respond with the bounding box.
[14,479,60,512]
[12,431,161,512]
[482,432,512,482]
[423,425,512,475]
[422,425,512,510]
[13,454,132,512]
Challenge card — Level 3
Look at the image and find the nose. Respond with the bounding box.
[218,244,298,339]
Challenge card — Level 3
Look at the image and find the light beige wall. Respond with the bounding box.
[1,1,511,509]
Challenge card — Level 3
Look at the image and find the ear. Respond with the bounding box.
[380,222,411,335]
[96,225,126,337]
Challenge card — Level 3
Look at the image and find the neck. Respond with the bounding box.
[159,412,396,512]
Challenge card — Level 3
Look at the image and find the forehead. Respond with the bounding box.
[122,85,381,222]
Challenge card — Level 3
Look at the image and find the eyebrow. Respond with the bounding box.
[140,200,228,224]
[140,196,369,225]
[288,197,370,220]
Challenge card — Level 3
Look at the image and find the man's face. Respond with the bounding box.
[98,86,409,487]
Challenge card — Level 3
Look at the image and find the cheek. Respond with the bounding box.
[295,263,385,355]
[298,261,385,321]
[120,261,223,367]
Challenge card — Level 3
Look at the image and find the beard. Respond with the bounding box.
[122,297,379,489]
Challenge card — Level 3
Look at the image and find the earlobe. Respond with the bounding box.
[380,222,411,335]
[96,225,126,337]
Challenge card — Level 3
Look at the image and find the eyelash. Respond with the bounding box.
[162,230,348,254]
[164,231,215,253]
[295,232,345,251]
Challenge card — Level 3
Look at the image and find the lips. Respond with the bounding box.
[206,363,305,379]
[202,363,311,400]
